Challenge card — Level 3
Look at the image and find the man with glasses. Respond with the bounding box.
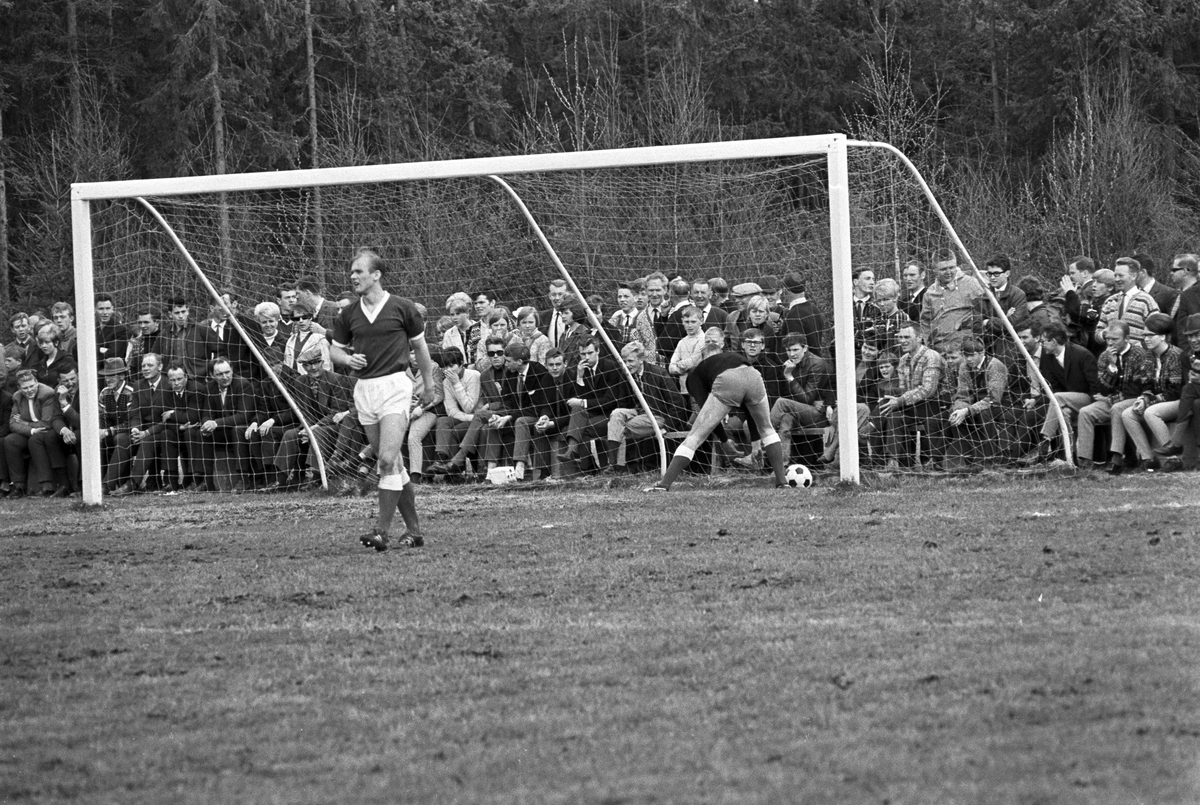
[979,254,1028,354]
[1171,254,1200,339]
[330,249,435,551]
[1019,321,1100,464]
[284,301,330,374]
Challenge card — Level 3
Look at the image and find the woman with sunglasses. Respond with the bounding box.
[283,301,331,375]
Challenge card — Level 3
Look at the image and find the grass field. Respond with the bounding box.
[2,471,1199,804]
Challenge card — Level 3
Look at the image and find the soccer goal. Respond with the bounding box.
[71,134,1068,505]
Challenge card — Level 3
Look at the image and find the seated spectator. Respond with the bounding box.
[25,366,78,496]
[484,342,554,480]
[96,357,136,493]
[1153,313,1200,468]
[766,333,832,467]
[197,357,255,492]
[428,345,489,476]
[3,369,58,498]
[29,324,77,389]
[877,321,944,470]
[160,361,206,490]
[929,337,1008,469]
[555,337,624,471]
[602,341,687,473]
[513,306,551,366]
[112,353,171,495]
[3,345,23,394]
[475,309,518,372]
[283,301,331,375]
[1021,321,1100,464]
[525,348,573,477]
[405,349,446,482]
[1075,321,1144,469]
[1110,313,1183,473]
[820,343,886,468]
[270,346,355,488]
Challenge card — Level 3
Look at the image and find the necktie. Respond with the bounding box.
[1118,293,1127,320]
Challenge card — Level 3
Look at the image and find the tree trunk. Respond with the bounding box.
[67,0,83,140]
[208,0,232,286]
[305,0,325,288]
[0,99,8,306]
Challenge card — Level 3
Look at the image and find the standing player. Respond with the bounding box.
[330,249,435,551]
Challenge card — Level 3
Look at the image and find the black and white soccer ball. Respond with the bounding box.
[784,463,814,488]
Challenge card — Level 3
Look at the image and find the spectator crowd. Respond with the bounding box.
[3,249,1198,499]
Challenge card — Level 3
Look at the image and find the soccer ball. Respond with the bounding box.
[784,464,814,488]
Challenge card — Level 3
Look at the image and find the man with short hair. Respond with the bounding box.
[485,342,554,480]
[900,261,928,322]
[29,366,80,496]
[1098,257,1160,346]
[1020,321,1101,464]
[1134,253,1180,318]
[932,337,1008,469]
[709,277,732,313]
[920,249,984,354]
[1171,253,1200,338]
[1074,321,1145,469]
[656,277,693,360]
[269,343,356,489]
[1061,256,1102,352]
[277,285,299,337]
[555,337,623,470]
[125,308,164,367]
[851,267,880,358]
[197,357,255,492]
[4,369,59,497]
[94,294,129,373]
[778,271,827,357]
[295,276,341,338]
[979,254,1029,352]
[1154,312,1200,469]
[602,341,687,473]
[876,322,944,469]
[541,279,571,349]
[160,362,205,490]
[767,333,833,466]
[50,302,78,357]
[161,296,215,379]
[330,249,435,550]
[689,280,729,328]
[2,344,23,394]
[112,353,171,495]
[7,312,34,368]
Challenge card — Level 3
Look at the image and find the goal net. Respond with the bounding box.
[70,136,1067,504]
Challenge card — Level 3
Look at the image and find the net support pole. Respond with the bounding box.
[71,196,104,505]
[827,136,861,484]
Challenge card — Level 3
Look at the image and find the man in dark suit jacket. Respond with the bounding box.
[160,360,207,489]
[203,292,264,382]
[778,271,827,357]
[295,276,342,341]
[198,357,256,491]
[1022,320,1100,464]
[112,353,172,494]
[1136,254,1180,320]
[556,337,625,468]
[690,281,729,329]
[488,342,555,477]
[656,278,692,362]
[1170,253,1200,343]
[270,347,356,486]
[600,340,688,471]
[3,370,59,497]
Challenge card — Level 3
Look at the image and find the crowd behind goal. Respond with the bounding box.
[2,249,1198,499]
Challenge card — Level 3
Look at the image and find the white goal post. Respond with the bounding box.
[71,134,1067,505]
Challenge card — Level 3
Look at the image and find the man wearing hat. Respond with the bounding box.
[1153,312,1200,469]
[722,282,763,349]
[778,271,827,357]
[1110,312,1183,472]
[97,357,136,493]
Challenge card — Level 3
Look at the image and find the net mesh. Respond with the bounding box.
[78,145,1062,494]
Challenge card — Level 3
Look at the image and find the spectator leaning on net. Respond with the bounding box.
[1019,320,1101,465]
[920,249,983,354]
[4,369,60,498]
[778,271,827,358]
[931,337,1008,469]
[1153,313,1200,469]
[1098,257,1160,347]
[877,320,944,470]
[1110,313,1184,473]
[1074,320,1146,470]
[601,340,688,474]
[50,302,78,358]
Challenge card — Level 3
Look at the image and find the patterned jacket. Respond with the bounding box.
[954,356,1008,415]
[1134,345,1185,404]
[98,381,135,434]
[896,345,944,406]
[1098,289,1160,346]
[1095,344,1146,401]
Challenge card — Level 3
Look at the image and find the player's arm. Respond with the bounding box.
[411,334,436,408]
[330,340,365,372]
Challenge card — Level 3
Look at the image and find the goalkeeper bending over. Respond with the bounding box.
[330,248,436,551]
[645,345,787,491]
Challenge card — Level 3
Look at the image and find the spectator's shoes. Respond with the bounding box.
[110,482,136,497]
[395,533,424,548]
[1153,444,1183,458]
[359,529,389,552]
[52,486,71,498]
[642,484,668,493]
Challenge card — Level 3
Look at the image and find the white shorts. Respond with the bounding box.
[353,371,412,426]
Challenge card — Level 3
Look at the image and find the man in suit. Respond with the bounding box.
[295,276,342,340]
[555,337,624,469]
[3,369,59,497]
[540,279,571,350]
[268,344,356,488]
[522,348,572,479]
[689,280,729,329]
[28,366,80,496]
[94,294,129,375]
[6,312,36,368]
[656,278,693,362]
[1135,253,1180,319]
[204,291,263,382]
[851,267,881,358]
[778,271,827,357]
[158,361,206,490]
[124,308,165,368]
[602,340,687,473]
[161,295,217,380]
[198,357,255,492]
[1060,256,1102,353]
[1020,320,1100,464]
[486,342,554,480]
[979,254,1029,353]
[112,353,172,495]
[900,261,928,322]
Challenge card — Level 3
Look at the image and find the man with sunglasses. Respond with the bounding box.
[330,249,435,552]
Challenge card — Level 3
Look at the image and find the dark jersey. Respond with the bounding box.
[332,293,425,379]
[685,351,751,401]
